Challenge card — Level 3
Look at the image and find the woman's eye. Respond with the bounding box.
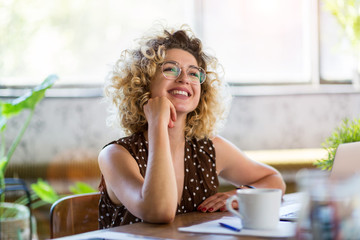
[164,65,179,72]
[163,67,174,72]
[188,69,200,78]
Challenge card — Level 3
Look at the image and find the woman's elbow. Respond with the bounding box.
[153,212,176,224]
[140,206,177,224]
[279,179,287,195]
[274,172,286,195]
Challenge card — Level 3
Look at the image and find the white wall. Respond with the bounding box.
[4,91,360,165]
[222,92,360,150]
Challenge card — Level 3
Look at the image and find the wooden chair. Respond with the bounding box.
[50,192,100,239]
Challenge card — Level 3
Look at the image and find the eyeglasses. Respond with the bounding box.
[161,61,206,84]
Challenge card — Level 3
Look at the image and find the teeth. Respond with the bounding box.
[171,90,188,96]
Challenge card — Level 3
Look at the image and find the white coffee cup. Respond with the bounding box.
[226,188,282,230]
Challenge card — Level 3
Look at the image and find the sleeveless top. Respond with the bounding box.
[98,132,219,228]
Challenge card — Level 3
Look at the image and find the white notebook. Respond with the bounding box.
[279,192,303,221]
[178,216,296,238]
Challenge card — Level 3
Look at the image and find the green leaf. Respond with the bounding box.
[0,156,7,175]
[322,0,360,49]
[69,182,97,194]
[0,116,6,132]
[30,179,60,204]
[0,75,58,118]
[353,16,360,45]
[315,117,360,170]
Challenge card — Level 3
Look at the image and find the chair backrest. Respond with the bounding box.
[50,192,100,239]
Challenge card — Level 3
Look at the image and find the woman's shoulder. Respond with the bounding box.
[99,140,127,161]
[211,135,234,148]
[104,132,146,148]
[99,133,146,163]
[100,133,146,157]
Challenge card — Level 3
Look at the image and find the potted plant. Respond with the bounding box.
[0,75,98,239]
[314,117,360,170]
[0,75,57,240]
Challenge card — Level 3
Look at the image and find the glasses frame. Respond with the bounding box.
[160,60,206,84]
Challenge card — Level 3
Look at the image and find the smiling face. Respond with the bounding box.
[150,48,201,114]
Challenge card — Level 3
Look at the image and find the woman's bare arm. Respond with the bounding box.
[197,136,285,212]
[98,97,179,223]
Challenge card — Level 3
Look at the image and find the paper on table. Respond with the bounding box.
[84,232,167,240]
[54,231,167,240]
[279,192,304,221]
[178,216,296,238]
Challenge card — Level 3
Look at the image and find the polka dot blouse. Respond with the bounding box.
[98,132,219,228]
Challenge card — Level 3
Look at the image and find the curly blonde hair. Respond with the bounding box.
[104,26,230,139]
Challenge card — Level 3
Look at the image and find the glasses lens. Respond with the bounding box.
[162,62,180,79]
[188,66,206,84]
[162,61,206,84]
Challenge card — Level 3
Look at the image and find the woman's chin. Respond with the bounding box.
[174,106,196,115]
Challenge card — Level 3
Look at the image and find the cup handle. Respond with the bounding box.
[225,195,243,219]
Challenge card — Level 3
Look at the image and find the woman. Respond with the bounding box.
[98,26,286,228]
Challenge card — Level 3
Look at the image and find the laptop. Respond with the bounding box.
[330,141,360,179]
[279,141,360,221]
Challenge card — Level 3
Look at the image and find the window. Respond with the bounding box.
[0,0,357,87]
[202,0,313,84]
[319,0,357,83]
[0,0,194,86]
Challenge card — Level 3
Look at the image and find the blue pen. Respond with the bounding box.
[219,222,242,232]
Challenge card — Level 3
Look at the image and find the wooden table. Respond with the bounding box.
[52,211,292,240]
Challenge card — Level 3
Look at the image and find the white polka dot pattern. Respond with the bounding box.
[98,132,218,228]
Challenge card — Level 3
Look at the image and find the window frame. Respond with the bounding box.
[1,0,359,98]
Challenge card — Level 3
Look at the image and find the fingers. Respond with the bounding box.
[143,97,176,128]
[168,102,177,128]
[197,193,232,213]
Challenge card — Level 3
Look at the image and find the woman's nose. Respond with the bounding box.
[176,69,191,84]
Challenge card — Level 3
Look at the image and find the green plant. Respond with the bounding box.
[0,75,58,220]
[0,75,58,199]
[314,117,360,170]
[0,75,97,217]
[29,180,97,207]
[17,179,96,211]
[323,0,360,51]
